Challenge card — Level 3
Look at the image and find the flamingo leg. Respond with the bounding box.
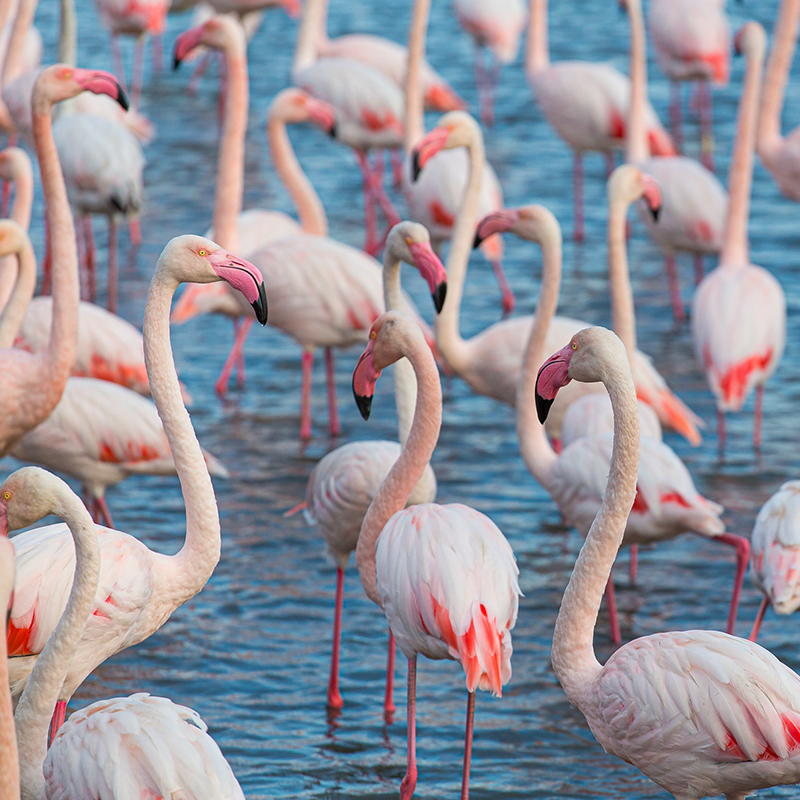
[324,348,341,437]
[214,317,253,397]
[473,46,494,126]
[368,153,401,243]
[327,566,344,710]
[107,216,118,314]
[711,532,750,635]
[664,254,685,323]
[128,216,142,247]
[717,409,726,456]
[300,349,314,441]
[97,497,115,529]
[188,52,212,95]
[151,32,164,74]
[235,320,251,387]
[355,151,380,255]
[629,543,638,585]
[390,148,404,188]
[400,655,418,800]
[749,596,769,641]
[489,259,515,317]
[48,700,67,745]
[693,254,705,286]
[605,569,621,645]
[669,81,683,151]
[573,152,585,243]
[110,34,128,95]
[86,216,97,303]
[753,384,764,452]
[460,690,476,800]
[130,34,146,113]
[699,81,714,172]
[384,628,396,719]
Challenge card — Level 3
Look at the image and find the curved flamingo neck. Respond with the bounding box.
[516,218,560,488]
[525,0,549,76]
[212,32,248,252]
[624,0,650,163]
[721,36,765,268]
[356,328,442,606]
[15,490,100,800]
[551,346,640,708]
[404,0,430,149]
[0,238,37,347]
[293,0,325,73]
[0,150,34,310]
[144,266,221,602]
[2,0,37,84]
[0,541,19,800]
[267,114,328,236]
[435,133,484,375]
[759,0,800,160]
[607,188,638,353]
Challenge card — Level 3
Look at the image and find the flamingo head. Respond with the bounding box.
[386,221,448,313]
[0,146,31,183]
[608,165,662,222]
[0,220,31,258]
[412,111,482,180]
[473,205,561,249]
[0,467,79,535]
[174,15,246,67]
[33,65,128,112]
[734,22,766,59]
[159,235,268,325]
[424,83,466,113]
[269,89,337,138]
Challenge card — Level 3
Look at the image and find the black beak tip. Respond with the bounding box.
[252,283,268,325]
[650,206,660,222]
[173,54,182,71]
[328,121,338,139]
[432,282,447,314]
[473,230,483,249]
[116,86,130,111]
[354,392,372,421]
[412,150,422,182]
[535,393,554,425]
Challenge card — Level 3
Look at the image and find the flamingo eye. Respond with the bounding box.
[198,249,207,256]
[370,331,376,339]
[2,492,10,500]
[571,342,577,350]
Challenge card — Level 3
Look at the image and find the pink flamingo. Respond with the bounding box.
[0,147,33,311]
[0,533,18,800]
[5,234,267,739]
[417,111,701,446]
[10,376,229,528]
[352,310,520,800]
[1,468,246,799]
[748,481,800,641]
[453,0,526,125]
[648,0,730,167]
[692,23,786,453]
[538,326,800,800]
[758,0,800,201]
[292,0,403,255]
[525,0,674,242]
[304,221,446,714]
[624,0,727,322]
[0,65,128,459]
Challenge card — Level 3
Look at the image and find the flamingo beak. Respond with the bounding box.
[206,251,268,325]
[408,240,447,313]
[173,26,205,70]
[641,174,662,222]
[473,209,520,248]
[306,97,338,139]
[352,339,381,420]
[74,68,129,111]
[411,126,451,181]
[535,344,574,423]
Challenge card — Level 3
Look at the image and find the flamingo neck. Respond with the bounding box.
[721,35,765,268]
[516,219,560,488]
[2,0,37,84]
[624,0,649,163]
[551,354,640,708]
[267,115,327,236]
[59,0,77,66]
[525,0,549,75]
[144,268,221,602]
[356,331,442,606]
[607,191,638,353]
[0,152,34,310]
[435,135,484,376]
[0,542,19,800]
[293,0,325,73]
[212,43,248,252]
[759,0,800,161]
[15,492,101,800]
[404,0,430,149]
[0,239,37,347]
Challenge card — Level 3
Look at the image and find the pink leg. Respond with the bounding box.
[461,691,476,800]
[49,700,67,745]
[84,216,97,303]
[128,217,141,247]
[669,81,683,151]
[664,254,685,323]
[605,569,621,645]
[97,497,115,529]
[749,596,769,641]
[693,253,705,286]
[474,46,493,126]
[573,153,584,243]
[384,628,396,719]
[753,385,764,452]
[325,348,341,437]
[629,543,638,585]
[356,151,380,255]
[110,34,128,94]
[188,52,211,95]
[699,81,714,172]
[489,260,515,317]
[235,320,249,387]
[712,532,750,634]
[300,349,314,441]
[391,149,404,188]
[107,217,118,314]
[368,153,401,236]
[131,35,146,113]
[327,566,345,710]
[400,656,418,800]
[214,317,253,396]
[151,33,164,75]
[718,409,726,456]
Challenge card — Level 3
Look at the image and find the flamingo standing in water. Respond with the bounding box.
[352,310,520,800]
[538,325,800,800]
[648,0,730,166]
[692,23,786,453]
[525,0,674,242]
[757,0,800,201]
[6,235,267,740]
[1,468,245,800]
[748,481,800,641]
[305,220,445,714]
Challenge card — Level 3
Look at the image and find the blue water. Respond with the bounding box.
[4,0,800,797]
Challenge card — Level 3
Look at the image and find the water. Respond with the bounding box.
[4,0,800,797]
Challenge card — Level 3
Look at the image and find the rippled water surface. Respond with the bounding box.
[5,0,800,797]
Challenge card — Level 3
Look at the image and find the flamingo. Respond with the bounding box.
[692,22,786,453]
[561,393,662,448]
[624,0,727,322]
[10,376,229,528]
[304,220,446,714]
[757,0,800,201]
[748,481,800,641]
[1,467,245,800]
[416,111,701,445]
[0,65,128,459]
[5,234,268,740]
[453,0,526,125]
[0,146,32,306]
[292,0,403,254]
[525,0,674,242]
[0,532,18,800]
[352,309,520,800]
[538,326,800,800]
[647,0,730,167]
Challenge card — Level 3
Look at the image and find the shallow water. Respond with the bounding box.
[4,0,800,797]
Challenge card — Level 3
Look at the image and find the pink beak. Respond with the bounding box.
[173,26,206,69]
[535,343,574,423]
[206,251,268,324]
[412,126,450,181]
[473,209,520,248]
[306,97,337,138]
[352,339,382,420]
[640,174,662,222]
[408,240,447,313]
[73,69,128,111]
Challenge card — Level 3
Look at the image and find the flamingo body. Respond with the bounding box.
[453,0,526,63]
[561,394,662,448]
[93,0,168,36]
[760,128,800,202]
